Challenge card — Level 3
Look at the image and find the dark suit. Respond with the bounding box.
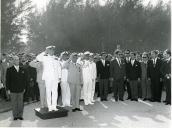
[110,58,126,100]
[24,65,39,101]
[160,59,171,104]
[147,58,162,102]
[126,60,141,100]
[97,60,110,100]
[124,58,131,99]
[6,66,27,118]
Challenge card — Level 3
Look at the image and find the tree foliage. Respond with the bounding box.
[27,0,171,53]
[1,0,32,53]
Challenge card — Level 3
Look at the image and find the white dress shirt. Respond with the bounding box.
[14,65,19,72]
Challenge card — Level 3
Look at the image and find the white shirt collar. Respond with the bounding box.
[14,65,19,72]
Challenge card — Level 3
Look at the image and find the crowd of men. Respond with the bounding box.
[0,46,171,120]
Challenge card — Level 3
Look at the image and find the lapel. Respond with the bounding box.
[12,66,22,73]
[100,60,105,67]
[12,66,18,73]
[116,58,121,67]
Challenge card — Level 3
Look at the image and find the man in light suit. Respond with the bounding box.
[29,55,47,108]
[110,50,126,101]
[60,52,71,107]
[82,51,93,105]
[36,46,61,111]
[141,53,151,101]
[89,53,97,103]
[63,53,83,112]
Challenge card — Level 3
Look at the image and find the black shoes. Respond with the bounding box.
[165,102,171,105]
[72,109,76,112]
[131,99,138,101]
[72,108,83,112]
[13,118,18,121]
[18,117,24,120]
[76,108,82,111]
[101,98,108,101]
[13,117,24,121]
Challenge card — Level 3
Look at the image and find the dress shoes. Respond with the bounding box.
[72,109,77,112]
[18,117,24,120]
[76,108,82,111]
[13,117,18,121]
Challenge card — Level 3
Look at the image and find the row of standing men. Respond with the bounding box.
[2,46,171,120]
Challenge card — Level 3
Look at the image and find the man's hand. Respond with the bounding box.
[148,78,151,81]
[138,78,141,82]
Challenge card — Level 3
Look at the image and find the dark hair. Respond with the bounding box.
[165,49,171,56]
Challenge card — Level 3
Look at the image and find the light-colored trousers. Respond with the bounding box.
[83,80,92,105]
[45,80,59,110]
[61,81,71,106]
[141,78,151,99]
[11,92,24,118]
[69,83,81,109]
[38,80,47,108]
[91,79,96,101]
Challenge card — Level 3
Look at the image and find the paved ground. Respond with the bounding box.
[0,92,171,128]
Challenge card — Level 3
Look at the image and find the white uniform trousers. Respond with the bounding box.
[38,80,47,108]
[91,79,96,102]
[61,82,71,106]
[83,81,92,105]
[45,80,59,110]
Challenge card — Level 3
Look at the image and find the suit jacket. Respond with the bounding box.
[126,60,141,80]
[64,61,83,85]
[110,58,126,80]
[25,65,37,87]
[160,59,171,79]
[147,58,162,79]
[97,60,110,79]
[6,66,27,93]
[141,62,148,79]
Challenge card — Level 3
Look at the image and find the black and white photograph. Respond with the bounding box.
[0,0,171,127]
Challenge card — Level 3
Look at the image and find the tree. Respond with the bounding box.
[27,0,170,53]
[1,0,32,53]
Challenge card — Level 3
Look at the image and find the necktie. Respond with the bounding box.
[118,59,121,66]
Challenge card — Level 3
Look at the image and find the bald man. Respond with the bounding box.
[6,56,27,120]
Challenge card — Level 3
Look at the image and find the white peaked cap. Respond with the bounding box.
[90,53,93,56]
[46,45,56,50]
[84,51,90,55]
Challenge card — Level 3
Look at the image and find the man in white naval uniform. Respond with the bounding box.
[82,51,93,105]
[89,53,97,103]
[60,52,71,107]
[36,46,61,111]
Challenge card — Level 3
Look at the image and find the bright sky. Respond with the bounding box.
[31,0,170,10]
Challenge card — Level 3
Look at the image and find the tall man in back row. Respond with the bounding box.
[36,46,62,111]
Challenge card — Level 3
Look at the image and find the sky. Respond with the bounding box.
[31,0,170,10]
